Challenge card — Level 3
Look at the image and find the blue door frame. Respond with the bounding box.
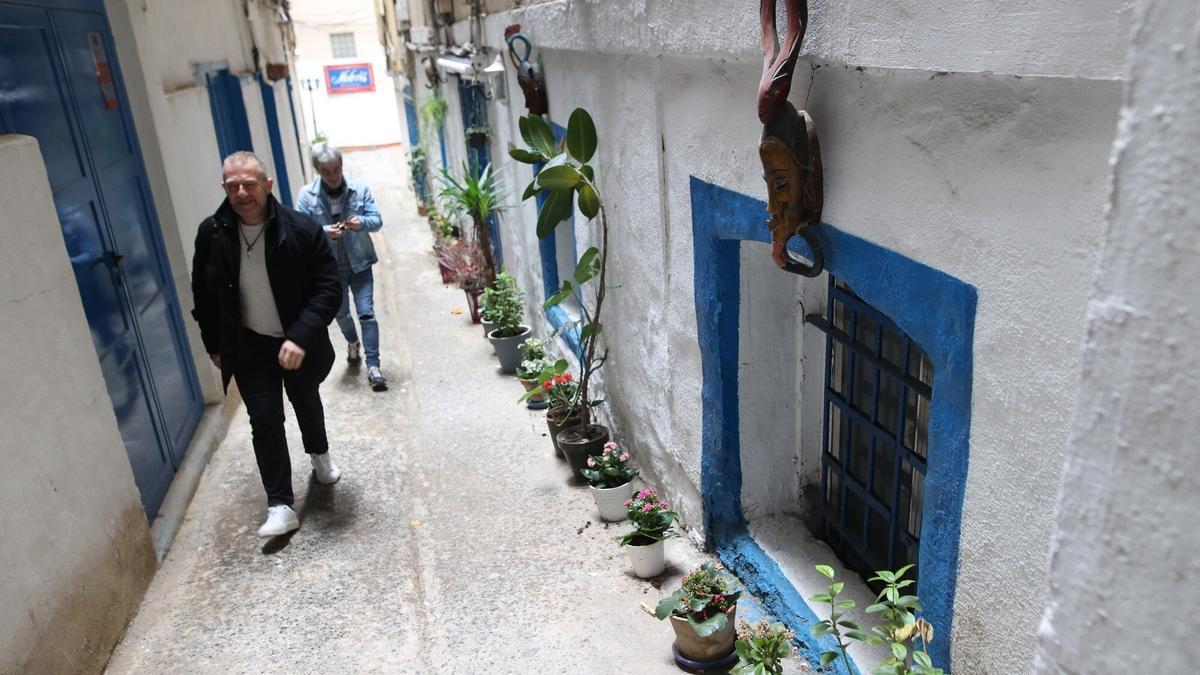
[206,68,253,159]
[0,0,204,520]
[258,74,292,207]
[457,78,501,268]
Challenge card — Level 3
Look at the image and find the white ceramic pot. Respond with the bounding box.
[627,539,666,578]
[590,481,635,522]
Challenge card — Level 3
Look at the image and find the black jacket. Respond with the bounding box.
[191,196,341,390]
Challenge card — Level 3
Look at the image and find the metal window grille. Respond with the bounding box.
[330,32,357,59]
[814,277,932,585]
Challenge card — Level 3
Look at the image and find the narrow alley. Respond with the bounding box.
[103,149,798,674]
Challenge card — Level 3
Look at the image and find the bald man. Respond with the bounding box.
[191,151,343,538]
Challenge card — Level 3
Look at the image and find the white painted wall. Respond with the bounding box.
[106,0,309,401]
[414,0,1128,670]
[292,0,405,149]
[1036,2,1200,672]
[0,135,157,674]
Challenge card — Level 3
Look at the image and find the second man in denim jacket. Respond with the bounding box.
[296,142,388,391]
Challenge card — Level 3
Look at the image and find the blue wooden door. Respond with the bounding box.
[258,74,292,206]
[0,1,203,520]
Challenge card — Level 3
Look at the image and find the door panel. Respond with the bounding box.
[0,1,202,519]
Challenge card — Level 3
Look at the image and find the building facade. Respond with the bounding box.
[0,0,306,671]
[391,0,1137,671]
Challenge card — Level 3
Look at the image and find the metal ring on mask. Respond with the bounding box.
[778,227,824,277]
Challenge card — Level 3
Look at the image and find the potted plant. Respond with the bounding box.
[465,123,491,148]
[538,370,580,459]
[440,238,487,322]
[733,619,795,675]
[618,488,676,578]
[516,337,550,410]
[482,272,530,373]
[430,209,460,285]
[652,562,743,669]
[439,162,506,286]
[511,108,612,468]
[580,440,638,521]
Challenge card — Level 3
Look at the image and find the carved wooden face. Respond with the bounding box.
[760,136,805,246]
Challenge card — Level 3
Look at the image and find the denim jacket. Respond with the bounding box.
[295,175,382,273]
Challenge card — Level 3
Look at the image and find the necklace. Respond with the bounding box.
[239,222,266,257]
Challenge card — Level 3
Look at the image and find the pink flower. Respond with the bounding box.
[643,504,655,512]
[603,441,618,451]
[624,499,633,507]
[586,457,596,467]
[619,453,630,462]
[658,501,669,509]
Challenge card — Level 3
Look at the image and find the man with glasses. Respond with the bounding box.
[295,142,388,391]
[191,151,342,538]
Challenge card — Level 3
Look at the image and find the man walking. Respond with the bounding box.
[296,143,388,391]
[191,151,343,537]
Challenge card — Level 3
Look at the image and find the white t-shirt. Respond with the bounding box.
[238,222,285,337]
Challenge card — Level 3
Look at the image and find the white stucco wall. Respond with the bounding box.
[0,135,157,674]
[292,0,405,148]
[106,0,308,401]
[1036,2,1200,672]
[414,0,1130,669]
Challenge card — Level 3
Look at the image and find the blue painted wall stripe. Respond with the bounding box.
[689,177,976,672]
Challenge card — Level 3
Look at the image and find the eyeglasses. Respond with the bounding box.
[222,180,262,194]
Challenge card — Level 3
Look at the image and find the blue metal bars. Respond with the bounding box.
[818,277,932,584]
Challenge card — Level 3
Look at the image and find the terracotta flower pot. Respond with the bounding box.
[670,606,737,665]
[520,378,549,410]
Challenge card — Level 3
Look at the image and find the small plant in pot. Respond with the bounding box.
[516,337,550,410]
[618,488,676,578]
[531,368,579,460]
[580,440,638,521]
[511,108,612,478]
[733,619,795,675]
[652,562,743,670]
[482,272,530,373]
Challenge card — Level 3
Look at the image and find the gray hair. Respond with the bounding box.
[222,151,268,180]
[311,142,342,168]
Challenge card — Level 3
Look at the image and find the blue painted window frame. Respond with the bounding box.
[257,74,292,207]
[689,177,976,671]
[533,121,582,358]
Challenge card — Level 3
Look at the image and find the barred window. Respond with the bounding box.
[821,277,931,585]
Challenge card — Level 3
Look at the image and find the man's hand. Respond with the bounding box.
[209,354,221,368]
[344,216,362,231]
[326,223,345,240]
[278,340,306,370]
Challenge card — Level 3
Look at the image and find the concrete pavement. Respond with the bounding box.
[105,148,807,674]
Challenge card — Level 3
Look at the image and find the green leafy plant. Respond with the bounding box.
[312,130,328,144]
[439,162,507,285]
[654,562,742,637]
[510,108,609,441]
[810,564,943,675]
[733,619,795,675]
[580,440,637,489]
[480,271,524,337]
[419,88,448,129]
[517,337,550,380]
[618,488,676,546]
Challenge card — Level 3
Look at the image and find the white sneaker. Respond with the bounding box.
[311,452,341,485]
[347,341,362,367]
[257,505,300,538]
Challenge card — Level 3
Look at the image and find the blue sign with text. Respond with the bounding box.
[324,64,374,94]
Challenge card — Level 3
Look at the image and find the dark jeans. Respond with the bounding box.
[233,329,335,507]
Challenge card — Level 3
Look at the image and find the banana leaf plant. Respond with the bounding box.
[510,108,608,438]
[438,162,507,286]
